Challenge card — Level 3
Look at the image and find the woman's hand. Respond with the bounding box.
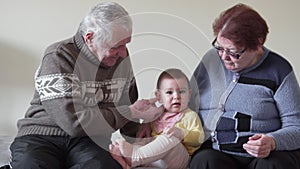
[243,134,276,158]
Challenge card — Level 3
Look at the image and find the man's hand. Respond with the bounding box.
[129,98,164,123]
[135,123,152,145]
[163,126,185,140]
[243,134,276,158]
[136,123,152,138]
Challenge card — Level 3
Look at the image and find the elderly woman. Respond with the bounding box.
[189,3,300,169]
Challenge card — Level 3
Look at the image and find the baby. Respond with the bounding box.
[110,68,204,169]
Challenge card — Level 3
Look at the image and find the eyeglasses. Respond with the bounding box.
[212,38,246,59]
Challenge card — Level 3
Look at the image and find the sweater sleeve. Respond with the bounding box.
[35,45,138,137]
[269,71,300,150]
[178,110,205,154]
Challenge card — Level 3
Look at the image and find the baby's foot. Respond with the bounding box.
[109,144,130,169]
[115,139,134,166]
[115,139,134,158]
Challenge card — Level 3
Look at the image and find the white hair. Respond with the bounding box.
[79,2,132,45]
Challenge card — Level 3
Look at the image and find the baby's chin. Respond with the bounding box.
[167,106,188,113]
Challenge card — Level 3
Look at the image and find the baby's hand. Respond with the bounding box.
[163,126,185,140]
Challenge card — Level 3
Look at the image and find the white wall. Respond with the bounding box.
[1,0,299,135]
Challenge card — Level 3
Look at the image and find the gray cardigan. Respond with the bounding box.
[190,47,300,157]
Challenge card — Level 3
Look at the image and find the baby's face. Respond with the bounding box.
[156,78,191,113]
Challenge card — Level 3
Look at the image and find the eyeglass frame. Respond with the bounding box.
[212,38,247,59]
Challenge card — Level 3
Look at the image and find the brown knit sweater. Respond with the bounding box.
[16,31,139,138]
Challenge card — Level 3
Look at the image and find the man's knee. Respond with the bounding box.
[10,152,61,169]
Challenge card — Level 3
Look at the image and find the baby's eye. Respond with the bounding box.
[165,91,173,95]
[179,90,186,94]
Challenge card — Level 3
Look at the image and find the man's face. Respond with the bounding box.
[88,27,132,67]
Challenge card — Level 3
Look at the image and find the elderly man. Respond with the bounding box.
[9,2,163,169]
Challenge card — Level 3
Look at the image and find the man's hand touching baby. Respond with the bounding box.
[129,98,164,123]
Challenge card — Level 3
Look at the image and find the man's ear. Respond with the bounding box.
[155,90,162,103]
[85,32,94,45]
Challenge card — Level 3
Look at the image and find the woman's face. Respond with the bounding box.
[216,34,260,72]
